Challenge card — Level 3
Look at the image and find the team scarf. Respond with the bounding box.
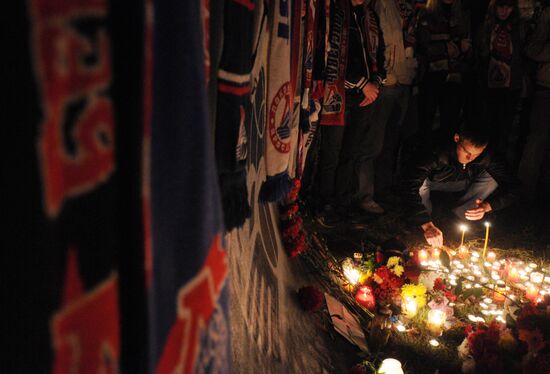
[488,21,513,88]
[319,0,380,126]
[259,0,297,202]
[214,0,255,229]
[298,0,322,174]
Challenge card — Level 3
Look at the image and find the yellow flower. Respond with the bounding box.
[392,265,405,277]
[401,284,427,308]
[387,256,401,268]
[359,269,372,284]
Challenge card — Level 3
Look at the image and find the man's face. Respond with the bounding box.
[496,5,513,21]
[454,134,486,165]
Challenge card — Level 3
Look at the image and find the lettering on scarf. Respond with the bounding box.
[29,0,115,218]
[268,83,291,153]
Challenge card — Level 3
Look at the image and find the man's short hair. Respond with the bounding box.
[457,121,490,148]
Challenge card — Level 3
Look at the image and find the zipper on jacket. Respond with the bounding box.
[353,11,371,82]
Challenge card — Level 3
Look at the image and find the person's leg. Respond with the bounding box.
[334,100,370,206]
[518,89,550,196]
[419,73,442,134]
[453,170,499,219]
[439,81,464,137]
[374,85,411,193]
[317,125,346,206]
[419,178,468,216]
[354,98,388,208]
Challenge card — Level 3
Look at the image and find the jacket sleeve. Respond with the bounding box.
[370,10,386,86]
[484,156,519,212]
[525,8,550,63]
[401,151,437,226]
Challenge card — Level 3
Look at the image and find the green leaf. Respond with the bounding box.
[439,250,451,270]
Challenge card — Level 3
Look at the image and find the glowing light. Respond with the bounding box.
[486,252,496,262]
[396,324,406,332]
[429,339,440,347]
[378,358,404,374]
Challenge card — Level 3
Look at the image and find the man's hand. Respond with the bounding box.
[360,82,379,107]
[465,199,492,221]
[421,221,443,247]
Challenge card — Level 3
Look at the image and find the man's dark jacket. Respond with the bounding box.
[402,141,518,226]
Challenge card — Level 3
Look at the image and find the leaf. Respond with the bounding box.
[439,250,451,270]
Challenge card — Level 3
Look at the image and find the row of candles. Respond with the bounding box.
[342,223,548,349]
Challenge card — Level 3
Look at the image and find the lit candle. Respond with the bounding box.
[458,245,469,259]
[418,249,428,263]
[459,224,467,247]
[486,251,496,262]
[343,264,361,286]
[482,222,490,258]
[427,309,446,336]
[355,286,375,310]
[403,297,418,319]
[531,272,544,284]
[493,281,506,303]
[526,284,539,303]
[431,247,440,260]
[378,358,404,374]
[508,266,520,283]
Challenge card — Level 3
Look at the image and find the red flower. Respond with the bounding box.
[433,277,446,291]
[444,290,457,302]
[297,286,324,312]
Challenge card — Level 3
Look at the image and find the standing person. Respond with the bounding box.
[372,0,419,200]
[416,0,472,137]
[315,0,385,227]
[518,2,550,202]
[478,0,527,159]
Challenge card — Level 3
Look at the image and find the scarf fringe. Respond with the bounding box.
[259,171,293,203]
[219,169,251,230]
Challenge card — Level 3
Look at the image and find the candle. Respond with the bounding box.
[378,358,404,374]
[355,286,375,310]
[343,263,361,286]
[482,222,490,258]
[493,281,506,302]
[508,266,520,283]
[427,310,446,336]
[486,251,496,262]
[458,245,469,259]
[403,297,418,319]
[418,249,428,263]
[429,339,440,347]
[459,224,467,247]
[531,272,544,284]
[431,247,440,260]
[526,284,539,303]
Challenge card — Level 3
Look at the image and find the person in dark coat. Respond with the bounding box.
[401,124,517,246]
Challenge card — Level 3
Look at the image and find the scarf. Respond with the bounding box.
[319,0,380,126]
[259,0,296,202]
[214,0,256,229]
[488,22,513,88]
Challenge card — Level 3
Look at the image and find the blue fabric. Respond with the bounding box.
[149,0,229,371]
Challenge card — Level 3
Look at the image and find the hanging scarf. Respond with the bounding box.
[259,0,294,202]
[214,0,256,229]
[319,0,349,126]
[488,22,513,88]
[319,0,380,126]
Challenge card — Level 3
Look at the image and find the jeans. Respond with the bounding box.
[373,84,411,193]
[419,72,464,137]
[518,88,550,193]
[419,170,499,219]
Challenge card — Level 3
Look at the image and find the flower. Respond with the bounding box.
[297,286,324,312]
[392,265,404,277]
[400,284,427,309]
[433,277,446,291]
[387,256,401,268]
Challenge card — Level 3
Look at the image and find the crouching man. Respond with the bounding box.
[402,125,518,246]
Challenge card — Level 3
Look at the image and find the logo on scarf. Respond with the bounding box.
[29,0,116,218]
[51,249,119,374]
[323,88,342,114]
[268,83,291,153]
[156,235,228,374]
